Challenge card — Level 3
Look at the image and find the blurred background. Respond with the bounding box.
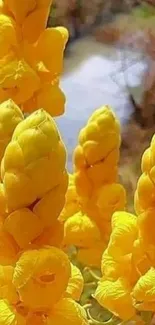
[48,0,155,211]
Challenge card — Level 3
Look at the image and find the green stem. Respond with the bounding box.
[84,267,101,282]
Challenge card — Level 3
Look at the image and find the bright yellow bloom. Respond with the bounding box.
[0,13,20,58]
[94,277,135,321]
[0,99,23,163]
[2,109,67,212]
[132,239,152,277]
[65,264,84,301]
[64,212,101,248]
[13,247,71,309]
[4,208,43,248]
[47,298,88,325]
[78,106,120,166]
[108,211,138,257]
[138,209,155,248]
[33,219,64,248]
[132,268,155,311]
[0,52,41,105]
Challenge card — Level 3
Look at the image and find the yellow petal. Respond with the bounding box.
[65,264,84,301]
[4,208,43,248]
[0,225,19,265]
[0,300,26,325]
[36,84,66,116]
[64,212,101,248]
[94,278,135,321]
[13,247,71,309]
[0,99,23,163]
[0,14,19,58]
[33,219,64,248]
[47,298,88,325]
[108,211,137,257]
[132,268,155,311]
[4,0,36,24]
[0,265,18,303]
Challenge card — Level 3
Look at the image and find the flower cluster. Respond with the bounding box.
[0,0,68,115]
[61,106,126,267]
[0,104,88,325]
[94,134,155,323]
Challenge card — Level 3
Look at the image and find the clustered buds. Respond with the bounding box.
[61,106,126,267]
[94,134,155,323]
[0,103,88,325]
[0,0,68,116]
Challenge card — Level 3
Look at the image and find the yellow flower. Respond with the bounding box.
[2,109,67,212]
[65,264,84,301]
[13,247,71,309]
[132,268,155,311]
[33,171,68,227]
[134,174,155,214]
[0,265,18,304]
[101,249,132,281]
[4,208,43,248]
[132,239,152,276]
[0,99,23,163]
[94,183,126,222]
[33,220,64,248]
[47,298,88,325]
[94,277,135,321]
[108,211,138,257]
[0,52,40,105]
[64,212,101,248]
[78,106,120,166]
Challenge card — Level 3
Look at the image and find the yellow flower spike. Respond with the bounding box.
[2,109,67,211]
[0,184,7,215]
[60,174,80,222]
[132,268,155,311]
[0,265,19,304]
[78,106,120,166]
[0,53,40,105]
[0,99,23,163]
[33,171,68,227]
[4,208,43,248]
[108,211,138,257]
[13,247,71,310]
[64,212,101,248]
[47,298,88,325]
[94,277,135,321]
[77,242,106,268]
[33,219,64,248]
[0,299,26,325]
[65,264,84,301]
